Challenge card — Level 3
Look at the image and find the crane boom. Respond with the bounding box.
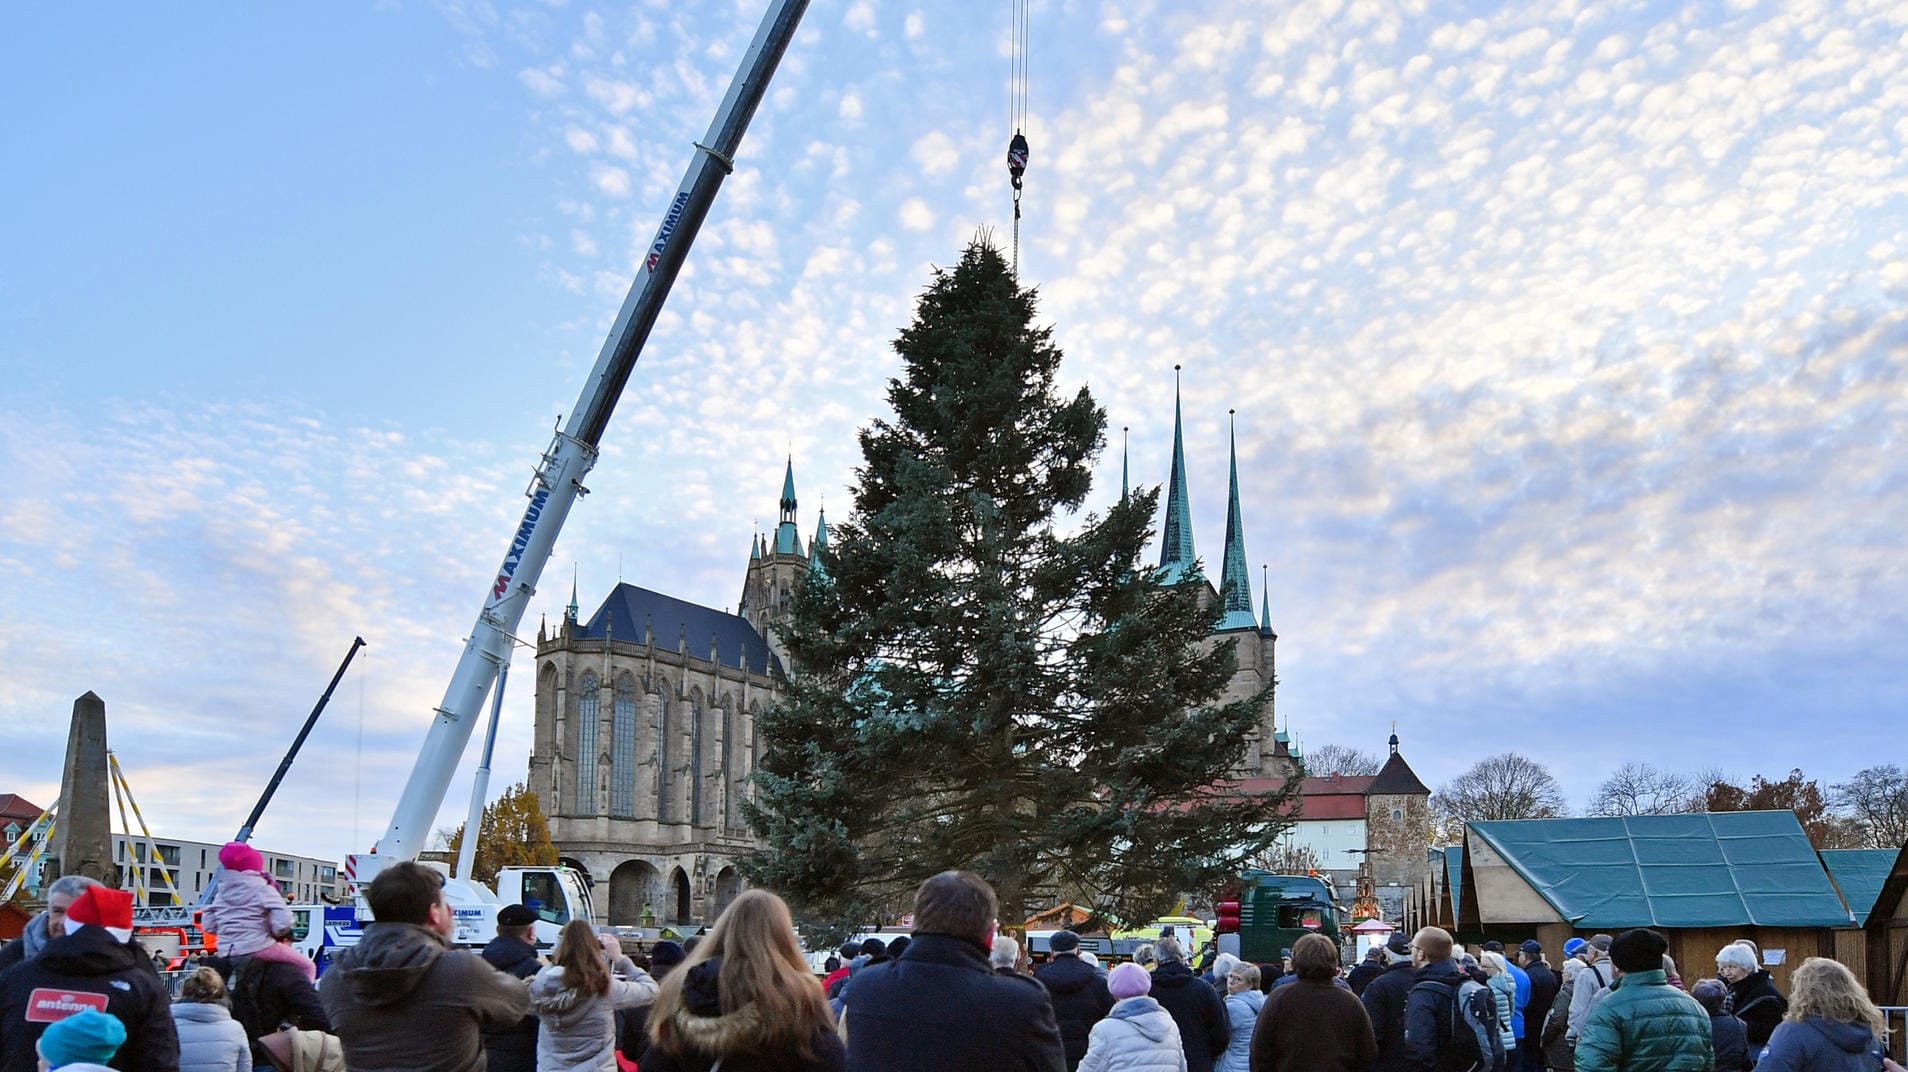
[373,0,810,864]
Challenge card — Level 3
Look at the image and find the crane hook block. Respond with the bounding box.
[1007,131,1029,191]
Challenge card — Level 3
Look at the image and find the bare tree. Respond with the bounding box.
[1255,842,1325,875]
[1831,765,1908,849]
[1434,753,1568,838]
[1305,744,1382,777]
[1589,763,1698,817]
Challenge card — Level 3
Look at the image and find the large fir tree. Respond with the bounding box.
[742,241,1295,937]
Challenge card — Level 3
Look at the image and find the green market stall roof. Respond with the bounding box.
[1819,848,1898,926]
[1465,811,1852,929]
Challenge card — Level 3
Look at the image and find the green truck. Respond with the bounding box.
[1214,870,1341,965]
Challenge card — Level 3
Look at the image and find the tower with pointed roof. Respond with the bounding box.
[1149,373,1289,780]
[1363,729,1432,891]
[738,457,817,672]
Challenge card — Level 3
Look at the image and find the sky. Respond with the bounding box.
[2,0,1904,868]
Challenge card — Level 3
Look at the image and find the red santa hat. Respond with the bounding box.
[63,885,135,943]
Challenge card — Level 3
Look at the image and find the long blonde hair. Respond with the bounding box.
[1786,957,1884,1036]
[553,918,610,996]
[648,889,831,1060]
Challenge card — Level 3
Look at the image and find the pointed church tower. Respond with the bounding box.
[1364,729,1432,889]
[809,504,830,582]
[1158,366,1197,585]
[1216,410,1258,632]
[740,457,811,671]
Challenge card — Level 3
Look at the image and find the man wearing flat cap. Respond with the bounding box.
[481,904,544,1072]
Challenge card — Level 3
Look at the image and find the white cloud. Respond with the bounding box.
[898,198,934,230]
[590,164,630,197]
[518,65,565,97]
[564,128,598,153]
[911,131,960,175]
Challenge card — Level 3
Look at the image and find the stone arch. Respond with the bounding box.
[608,859,662,926]
[668,865,693,924]
[712,865,743,919]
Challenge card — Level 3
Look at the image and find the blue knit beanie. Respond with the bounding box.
[37,1009,127,1068]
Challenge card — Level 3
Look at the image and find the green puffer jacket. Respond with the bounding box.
[1573,970,1712,1072]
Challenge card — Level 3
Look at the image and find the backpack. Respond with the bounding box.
[1413,977,1508,1072]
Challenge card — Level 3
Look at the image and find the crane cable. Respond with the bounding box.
[1007,0,1030,278]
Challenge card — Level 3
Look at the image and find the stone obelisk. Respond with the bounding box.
[50,692,115,885]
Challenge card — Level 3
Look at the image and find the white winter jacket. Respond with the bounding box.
[528,962,657,1071]
[1079,996,1188,1072]
[172,1001,253,1072]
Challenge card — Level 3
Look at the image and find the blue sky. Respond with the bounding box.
[3,1,1904,867]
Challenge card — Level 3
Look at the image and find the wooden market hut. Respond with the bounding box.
[1859,843,1908,1007]
[1458,811,1854,993]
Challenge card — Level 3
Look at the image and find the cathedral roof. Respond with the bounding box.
[577,583,782,676]
[1367,750,1431,796]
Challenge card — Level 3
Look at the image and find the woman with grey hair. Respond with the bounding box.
[990,935,1025,978]
[1716,942,1786,1051]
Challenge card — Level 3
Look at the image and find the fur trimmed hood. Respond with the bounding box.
[659,957,772,1058]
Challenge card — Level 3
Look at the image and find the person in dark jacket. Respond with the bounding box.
[0,876,100,974]
[1252,932,1376,1072]
[1401,927,1473,1072]
[1517,941,1559,1072]
[1716,943,1786,1054]
[1034,930,1113,1071]
[619,939,686,1061]
[479,903,543,1072]
[0,883,179,1072]
[1348,946,1388,996]
[1691,979,1749,1072]
[1751,957,1887,1072]
[215,943,331,1067]
[841,870,1065,1072]
[318,861,530,1072]
[1361,931,1418,1072]
[1149,936,1229,1072]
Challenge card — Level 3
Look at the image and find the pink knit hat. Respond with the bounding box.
[219,841,265,873]
[1108,961,1151,999]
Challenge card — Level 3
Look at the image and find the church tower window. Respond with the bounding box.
[611,678,636,817]
[576,673,599,815]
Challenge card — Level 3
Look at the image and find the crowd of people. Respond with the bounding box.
[0,863,1904,1072]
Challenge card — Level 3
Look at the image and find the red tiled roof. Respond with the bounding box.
[1301,775,1376,796]
[1297,794,1368,820]
[0,795,45,822]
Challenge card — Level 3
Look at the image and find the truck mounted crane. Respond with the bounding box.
[306,0,810,958]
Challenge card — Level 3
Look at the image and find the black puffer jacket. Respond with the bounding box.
[636,957,844,1072]
[0,924,180,1072]
[1033,954,1113,1071]
[1726,970,1786,1051]
[1149,960,1229,1072]
[480,933,543,1072]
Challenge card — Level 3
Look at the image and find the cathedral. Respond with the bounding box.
[530,376,1310,926]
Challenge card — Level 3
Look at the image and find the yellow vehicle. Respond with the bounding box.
[1110,915,1213,955]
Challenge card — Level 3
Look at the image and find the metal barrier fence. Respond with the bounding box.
[1882,1007,1908,1062]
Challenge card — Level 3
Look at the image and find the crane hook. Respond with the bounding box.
[1008,131,1029,192]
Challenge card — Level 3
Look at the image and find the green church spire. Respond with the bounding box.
[1260,563,1274,636]
[810,504,830,580]
[773,456,803,556]
[1158,366,1196,584]
[1121,426,1130,503]
[1216,409,1257,630]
